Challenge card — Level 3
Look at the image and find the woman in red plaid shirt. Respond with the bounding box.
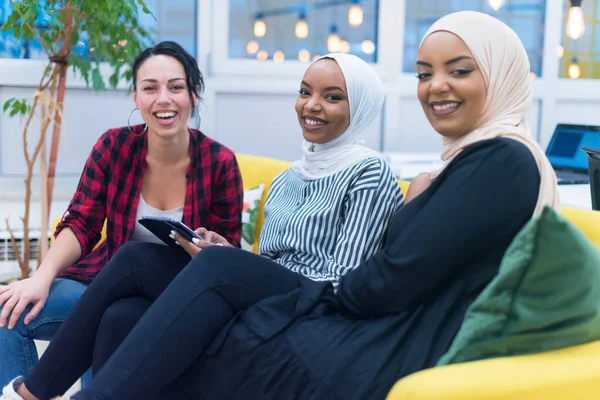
[0,41,243,387]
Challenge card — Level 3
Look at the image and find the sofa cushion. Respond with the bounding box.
[241,184,265,252]
[437,206,600,365]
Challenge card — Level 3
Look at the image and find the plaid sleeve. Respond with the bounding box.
[55,132,110,260]
[208,152,244,248]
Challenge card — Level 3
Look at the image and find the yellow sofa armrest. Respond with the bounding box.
[51,217,106,250]
[387,340,600,400]
[560,206,600,248]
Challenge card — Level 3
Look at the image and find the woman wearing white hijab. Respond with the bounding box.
[3,13,553,400]
[2,55,403,400]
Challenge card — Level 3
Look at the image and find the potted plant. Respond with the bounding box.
[2,0,153,280]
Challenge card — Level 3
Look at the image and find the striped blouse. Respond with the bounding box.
[259,157,404,286]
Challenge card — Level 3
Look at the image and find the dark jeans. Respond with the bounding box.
[24,242,303,400]
[92,297,150,374]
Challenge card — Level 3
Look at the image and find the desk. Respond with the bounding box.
[383,152,593,210]
[559,184,592,210]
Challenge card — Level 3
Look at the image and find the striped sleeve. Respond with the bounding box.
[323,159,404,283]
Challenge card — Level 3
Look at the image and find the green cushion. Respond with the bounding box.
[437,206,600,366]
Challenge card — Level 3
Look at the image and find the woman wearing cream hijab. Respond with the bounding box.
[1,13,556,400]
[407,11,559,214]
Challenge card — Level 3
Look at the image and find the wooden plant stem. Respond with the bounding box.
[46,3,75,217]
[5,218,26,278]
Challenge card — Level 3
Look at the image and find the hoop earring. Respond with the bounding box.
[195,110,202,131]
[127,108,148,136]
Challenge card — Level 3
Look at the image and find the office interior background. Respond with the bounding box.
[0,0,598,267]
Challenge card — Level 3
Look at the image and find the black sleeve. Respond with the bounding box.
[337,138,541,317]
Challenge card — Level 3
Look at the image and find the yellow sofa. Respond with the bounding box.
[52,154,600,398]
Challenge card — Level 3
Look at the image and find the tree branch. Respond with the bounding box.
[25,22,52,58]
[5,218,27,278]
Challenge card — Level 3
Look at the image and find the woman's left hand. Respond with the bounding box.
[405,172,433,204]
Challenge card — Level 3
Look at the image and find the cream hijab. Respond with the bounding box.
[291,53,386,181]
[422,11,559,216]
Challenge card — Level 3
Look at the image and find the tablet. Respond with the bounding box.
[138,216,203,247]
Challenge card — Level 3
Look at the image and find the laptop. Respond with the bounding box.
[545,123,600,185]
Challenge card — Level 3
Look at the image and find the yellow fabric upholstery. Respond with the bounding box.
[50,214,106,250]
[51,155,600,399]
[387,340,600,400]
[235,154,291,253]
[560,206,600,248]
[387,202,600,399]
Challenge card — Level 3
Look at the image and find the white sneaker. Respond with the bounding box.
[1,377,25,400]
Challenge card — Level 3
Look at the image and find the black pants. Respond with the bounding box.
[25,242,304,400]
[93,297,150,374]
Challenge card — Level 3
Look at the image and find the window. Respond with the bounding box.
[228,0,380,63]
[141,0,197,57]
[0,1,47,59]
[0,0,197,60]
[560,0,600,79]
[403,0,546,76]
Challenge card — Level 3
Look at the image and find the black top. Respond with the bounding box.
[338,137,540,317]
[196,138,541,400]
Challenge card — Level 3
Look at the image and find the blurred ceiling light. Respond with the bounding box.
[568,57,581,79]
[298,49,310,62]
[566,0,585,40]
[254,13,266,37]
[295,12,308,39]
[339,40,350,54]
[257,50,268,61]
[361,40,375,54]
[488,0,504,11]
[348,0,363,27]
[273,50,285,63]
[327,25,340,52]
[246,40,259,54]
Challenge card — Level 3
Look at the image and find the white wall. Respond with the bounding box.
[2,0,600,231]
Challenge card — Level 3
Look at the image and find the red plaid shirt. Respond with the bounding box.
[56,124,243,283]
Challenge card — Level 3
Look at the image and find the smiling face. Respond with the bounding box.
[416,31,487,139]
[294,59,351,144]
[133,54,198,138]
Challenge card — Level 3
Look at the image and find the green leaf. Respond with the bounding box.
[23,24,34,40]
[242,224,255,245]
[13,24,21,39]
[50,13,63,31]
[91,68,105,90]
[22,8,32,23]
[70,29,78,45]
[109,73,118,88]
[3,98,15,113]
[7,100,28,118]
[39,29,53,50]
[3,12,20,31]
[138,0,154,19]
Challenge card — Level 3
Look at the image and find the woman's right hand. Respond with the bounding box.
[0,274,52,329]
[193,227,234,248]
[173,227,234,258]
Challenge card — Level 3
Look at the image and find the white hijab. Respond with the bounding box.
[291,53,386,181]
[422,11,560,216]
